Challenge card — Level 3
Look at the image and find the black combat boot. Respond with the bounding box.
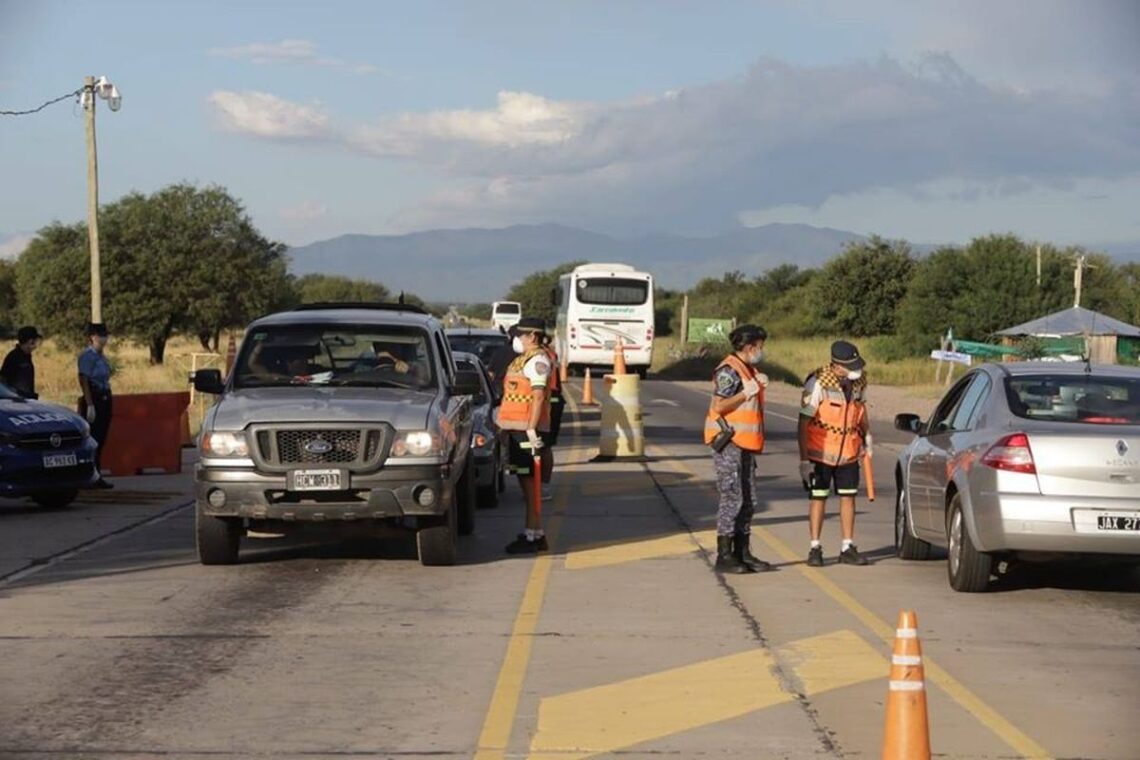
[734,532,772,572]
[715,535,753,574]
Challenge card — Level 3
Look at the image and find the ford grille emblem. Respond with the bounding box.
[304,438,333,455]
[50,433,62,448]
[1117,439,1129,457]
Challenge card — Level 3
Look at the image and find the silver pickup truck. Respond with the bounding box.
[191,303,481,566]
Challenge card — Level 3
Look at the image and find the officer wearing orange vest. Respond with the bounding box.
[798,340,872,567]
[497,317,553,554]
[704,324,773,574]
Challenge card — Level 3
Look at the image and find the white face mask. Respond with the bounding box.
[846,370,863,381]
[749,349,764,366]
[512,337,525,354]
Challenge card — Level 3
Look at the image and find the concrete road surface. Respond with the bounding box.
[1,380,1137,759]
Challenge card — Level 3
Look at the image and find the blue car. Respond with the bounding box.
[0,382,99,508]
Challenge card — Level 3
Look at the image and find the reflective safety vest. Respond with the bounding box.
[498,349,552,432]
[802,366,868,466]
[704,354,765,453]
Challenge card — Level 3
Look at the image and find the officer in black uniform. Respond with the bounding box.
[1,326,42,399]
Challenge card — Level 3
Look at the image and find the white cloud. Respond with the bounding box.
[209,39,381,75]
[208,91,331,140]
[0,233,32,260]
[210,54,1140,238]
[279,200,329,223]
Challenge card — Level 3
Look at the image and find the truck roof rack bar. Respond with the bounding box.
[291,302,428,315]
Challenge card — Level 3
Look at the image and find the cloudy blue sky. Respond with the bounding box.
[2,0,1138,257]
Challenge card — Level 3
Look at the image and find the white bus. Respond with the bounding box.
[490,301,522,332]
[554,263,655,377]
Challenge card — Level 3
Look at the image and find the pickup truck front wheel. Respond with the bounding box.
[196,507,241,565]
[417,499,458,566]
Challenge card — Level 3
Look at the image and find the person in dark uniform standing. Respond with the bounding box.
[78,323,114,489]
[0,326,42,399]
[539,333,563,501]
[704,324,772,574]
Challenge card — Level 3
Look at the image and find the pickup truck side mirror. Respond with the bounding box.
[451,370,482,397]
[894,413,923,435]
[193,369,226,395]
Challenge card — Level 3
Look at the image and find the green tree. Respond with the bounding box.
[461,303,493,321]
[807,237,915,336]
[16,222,91,349]
[506,261,586,326]
[18,184,290,363]
[0,259,17,338]
[895,235,1130,354]
[296,274,391,304]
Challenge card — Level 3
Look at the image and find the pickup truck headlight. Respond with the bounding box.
[392,431,442,458]
[201,431,250,458]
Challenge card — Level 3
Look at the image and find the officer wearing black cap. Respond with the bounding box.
[497,317,553,554]
[797,340,872,567]
[78,323,114,489]
[1,326,43,399]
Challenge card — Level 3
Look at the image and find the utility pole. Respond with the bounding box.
[83,75,102,324]
[679,294,689,345]
[1073,254,1086,308]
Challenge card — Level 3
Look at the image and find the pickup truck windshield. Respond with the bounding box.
[234,324,436,390]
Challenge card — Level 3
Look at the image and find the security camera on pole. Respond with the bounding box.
[81,75,122,324]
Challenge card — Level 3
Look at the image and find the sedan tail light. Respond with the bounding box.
[982,433,1036,474]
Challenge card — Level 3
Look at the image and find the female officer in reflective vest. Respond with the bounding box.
[497,318,552,554]
[704,324,772,574]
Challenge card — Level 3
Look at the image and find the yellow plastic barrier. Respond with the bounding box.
[599,373,644,457]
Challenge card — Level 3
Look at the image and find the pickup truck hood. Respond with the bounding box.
[0,397,88,436]
[207,387,434,431]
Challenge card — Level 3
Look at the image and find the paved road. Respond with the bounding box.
[0,380,1137,759]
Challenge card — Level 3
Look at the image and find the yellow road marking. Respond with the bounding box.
[756,528,1052,760]
[564,529,715,570]
[474,396,585,760]
[649,444,1053,760]
[781,629,886,696]
[528,630,885,760]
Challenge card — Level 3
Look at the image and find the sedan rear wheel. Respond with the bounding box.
[895,484,932,560]
[947,494,992,592]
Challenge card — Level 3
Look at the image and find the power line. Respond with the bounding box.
[0,88,84,116]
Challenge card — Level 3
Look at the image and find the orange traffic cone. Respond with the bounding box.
[560,355,569,384]
[581,367,597,406]
[613,338,628,375]
[882,610,931,760]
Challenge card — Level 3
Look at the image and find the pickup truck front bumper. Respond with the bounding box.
[196,464,452,521]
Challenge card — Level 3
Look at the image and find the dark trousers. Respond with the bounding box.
[712,443,756,537]
[80,392,113,473]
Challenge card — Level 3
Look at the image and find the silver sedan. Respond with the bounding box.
[893,361,1140,592]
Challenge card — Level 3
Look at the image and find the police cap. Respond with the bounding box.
[830,340,865,370]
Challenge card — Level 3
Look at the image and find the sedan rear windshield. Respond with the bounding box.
[1005,374,1140,425]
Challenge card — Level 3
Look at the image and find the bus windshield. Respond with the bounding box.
[576,278,649,305]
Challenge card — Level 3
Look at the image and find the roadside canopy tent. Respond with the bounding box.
[996,306,1140,364]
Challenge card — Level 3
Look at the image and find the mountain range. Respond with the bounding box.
[286,223,1140,303]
